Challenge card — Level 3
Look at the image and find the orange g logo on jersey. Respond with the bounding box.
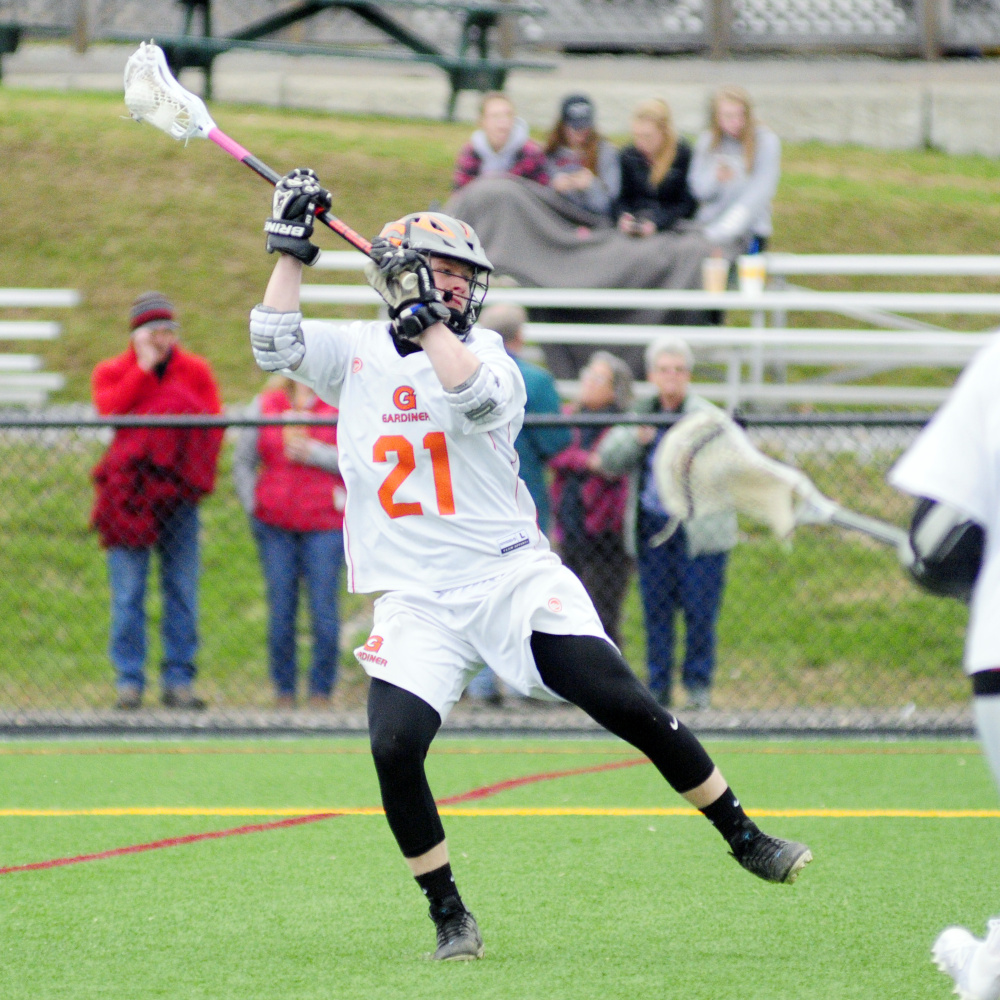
[393,386,417,411]
[363,635,384,652]
[547,598,563,613]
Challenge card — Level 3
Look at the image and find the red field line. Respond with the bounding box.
[0,813,342,876]
[0,758,649,876]
[438,757,649,804]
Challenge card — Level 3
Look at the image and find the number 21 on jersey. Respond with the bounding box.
[374,432,455,518]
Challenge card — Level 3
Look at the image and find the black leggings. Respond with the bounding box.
[367,632,716,859]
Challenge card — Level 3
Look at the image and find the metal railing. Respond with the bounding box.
[0,411,974,734]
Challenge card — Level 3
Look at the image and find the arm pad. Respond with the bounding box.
[444,363,506,423]
[250,305,305,372]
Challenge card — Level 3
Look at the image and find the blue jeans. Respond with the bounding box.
[637,509,728,698]
[253,518,343,698]
[106,500,200,693]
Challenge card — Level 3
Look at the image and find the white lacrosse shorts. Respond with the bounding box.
[354,550,611,720]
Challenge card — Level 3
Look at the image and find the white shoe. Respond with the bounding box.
[933,919,1000,1000]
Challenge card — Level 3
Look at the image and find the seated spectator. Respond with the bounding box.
[453,92,549,191]
[617,98,696,238]
[592,337,737,710]
[550,352,633,647]
[545,94,621,220]
[688,86,781,252]
[233,376,345,709]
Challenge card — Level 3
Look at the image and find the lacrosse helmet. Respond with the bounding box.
[378,212,493,336]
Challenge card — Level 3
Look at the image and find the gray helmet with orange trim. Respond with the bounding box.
[378,212,493,336]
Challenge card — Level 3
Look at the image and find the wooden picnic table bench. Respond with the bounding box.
[101,0,553,117]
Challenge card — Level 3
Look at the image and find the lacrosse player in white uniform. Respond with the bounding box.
[248,168,813,961]
[890,335,1000,1000]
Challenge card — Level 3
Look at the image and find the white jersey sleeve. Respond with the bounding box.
[889,335,1000,527]
[440,326,526,435]
[889,333,1000,673]
[283,318,362,407]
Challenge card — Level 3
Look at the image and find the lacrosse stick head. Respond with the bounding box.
[652,407,822,539]
[124,41,216,142]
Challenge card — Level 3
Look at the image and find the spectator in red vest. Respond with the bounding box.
[233,376,346,708]
[91,292,223,711]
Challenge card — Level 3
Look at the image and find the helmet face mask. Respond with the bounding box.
[379,213,493,337]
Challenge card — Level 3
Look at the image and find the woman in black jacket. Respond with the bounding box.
[617,98,696,237]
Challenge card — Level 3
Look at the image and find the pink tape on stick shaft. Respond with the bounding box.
[208,127,372,255]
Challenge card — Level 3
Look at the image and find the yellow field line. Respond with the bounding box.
[1,806,998,818]
[0,746,981,757]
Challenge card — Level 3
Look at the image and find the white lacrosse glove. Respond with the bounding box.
[249,305,305,371]
[364,237,450,341]
[264,168,332,267]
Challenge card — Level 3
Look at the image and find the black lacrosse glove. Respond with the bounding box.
[365,236,449,341]
[264,168,332,267]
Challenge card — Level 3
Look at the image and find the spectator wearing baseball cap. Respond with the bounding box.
[544,93,621,220]
[90,292,223,711]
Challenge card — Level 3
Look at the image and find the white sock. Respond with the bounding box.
[973,695,1000,797]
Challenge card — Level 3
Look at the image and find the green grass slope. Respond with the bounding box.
[4,88,1000,401]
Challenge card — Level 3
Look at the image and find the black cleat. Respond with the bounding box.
[429,897,485,961]
[729,822,813,884]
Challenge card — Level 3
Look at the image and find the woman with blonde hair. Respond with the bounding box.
[617,98,696,237]
[688,85,781,251]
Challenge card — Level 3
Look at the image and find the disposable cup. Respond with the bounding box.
[701,256,729,293]
[737,255,767,295]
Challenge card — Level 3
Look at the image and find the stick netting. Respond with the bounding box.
[653,408,822,539]
[123,42,215,142]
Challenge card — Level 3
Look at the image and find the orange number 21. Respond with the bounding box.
[374,432,455,518]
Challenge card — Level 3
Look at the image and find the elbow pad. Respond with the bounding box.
[249,305,305,372]
[445,363,505,423]
[905,497,985,603]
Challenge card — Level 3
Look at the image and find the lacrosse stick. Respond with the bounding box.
[651,408,910,552]
[123,41,373,257]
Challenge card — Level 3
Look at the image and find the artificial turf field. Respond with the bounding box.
[0,738,997,1000]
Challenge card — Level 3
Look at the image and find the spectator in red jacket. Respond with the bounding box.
[233,376,346,709]
[91,292,223,711]
[452,92,549,191]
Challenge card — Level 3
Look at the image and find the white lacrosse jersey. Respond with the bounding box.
[290,318,547,593]
[889,333,1000,673]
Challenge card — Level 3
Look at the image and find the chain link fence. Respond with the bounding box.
[0,411,973,735]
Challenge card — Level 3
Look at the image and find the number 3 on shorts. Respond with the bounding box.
[374,432,456,518]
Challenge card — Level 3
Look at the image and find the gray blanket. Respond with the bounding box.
[444,177,725,377]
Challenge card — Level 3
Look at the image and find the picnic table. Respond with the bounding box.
[100,0,554,117]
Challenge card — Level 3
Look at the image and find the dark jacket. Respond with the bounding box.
[617,139,696,232]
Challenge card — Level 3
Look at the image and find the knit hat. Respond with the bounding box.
[560,94,595,129]
[129,291,177,331]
